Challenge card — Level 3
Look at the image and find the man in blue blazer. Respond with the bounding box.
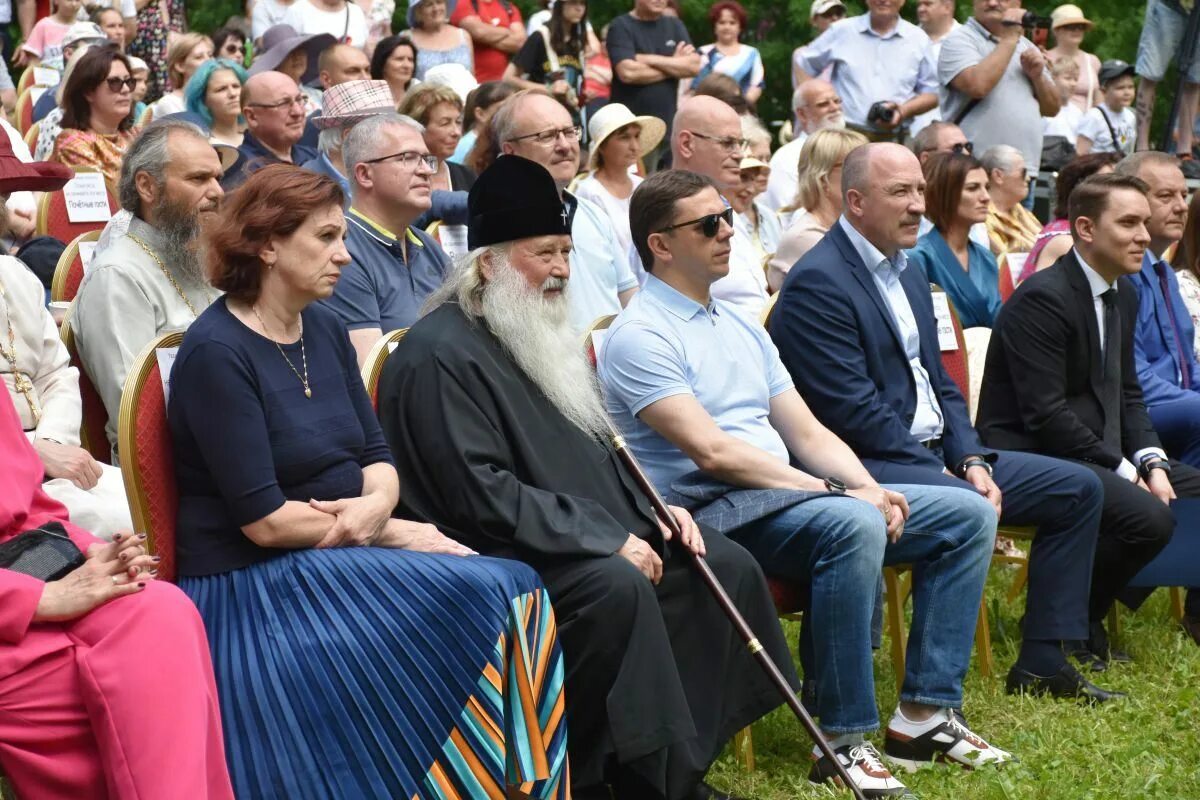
[771,142,1118,700]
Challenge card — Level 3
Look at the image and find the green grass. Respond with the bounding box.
[705,570,1200,800]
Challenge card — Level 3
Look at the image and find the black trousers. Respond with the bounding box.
[534,528,797,800]
[1064,458,1200,621]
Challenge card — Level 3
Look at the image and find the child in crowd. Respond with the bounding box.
[1043,56,1083,140]
[18,0,83,69]
[128,55,150,120]
[1076,59,1137,155]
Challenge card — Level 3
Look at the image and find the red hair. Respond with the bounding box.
[205,165,345,303]
[708,1,748,30]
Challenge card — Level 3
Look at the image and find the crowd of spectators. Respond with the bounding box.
[0,0,1199,797]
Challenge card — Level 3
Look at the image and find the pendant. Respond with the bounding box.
[304,387,312,398]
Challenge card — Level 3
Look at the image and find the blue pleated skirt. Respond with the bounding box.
[180,548,570,800]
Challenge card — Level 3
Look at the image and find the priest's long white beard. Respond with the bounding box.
[481,254,613,441]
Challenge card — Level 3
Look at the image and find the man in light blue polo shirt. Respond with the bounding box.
[794,0,938,137]
[598,169,1010,796]
[323,112,451,364]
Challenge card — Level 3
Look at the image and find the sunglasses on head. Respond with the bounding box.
[657,207,734,238]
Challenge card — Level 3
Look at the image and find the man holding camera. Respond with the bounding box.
[938,0,1059,178]
[793,0,938,141]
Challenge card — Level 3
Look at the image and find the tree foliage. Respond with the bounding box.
[189,0,1179,136]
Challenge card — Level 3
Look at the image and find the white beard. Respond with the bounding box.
[812,113,846,133]
[481,255,613,441]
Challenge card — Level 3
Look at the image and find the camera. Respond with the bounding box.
[866,101,895,127]
[1020,10,1052,29]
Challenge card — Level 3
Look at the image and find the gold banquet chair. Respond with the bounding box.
[361,329,409,411]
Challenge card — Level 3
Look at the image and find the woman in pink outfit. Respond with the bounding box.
[0,385,235,799]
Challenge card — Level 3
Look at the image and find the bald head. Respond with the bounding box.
[242,71,306,153]
[320,43,371,89]
[672,95,744,190]
[796,78,845,134]
[842,143,926,257]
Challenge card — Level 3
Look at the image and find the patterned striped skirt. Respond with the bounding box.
[180,548,570,799]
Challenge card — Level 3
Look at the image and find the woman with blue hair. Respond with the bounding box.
[185,58,248,148]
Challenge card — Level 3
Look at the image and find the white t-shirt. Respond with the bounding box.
[763,133,807,212]
[1043,103,1083,139]
[1076,103,1135,155]
[282,0,370,50]
[253,0,297,39]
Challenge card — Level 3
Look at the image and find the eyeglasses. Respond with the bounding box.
[689,131,749,154]
[508,125,582,145]
[950,141,974,155]
[222,43,246,55]
[247,94,306,111]
[362,150,439,171]
[657,207,734,238]
[104,76,136,92]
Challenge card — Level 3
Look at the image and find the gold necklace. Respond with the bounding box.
[125,232,210,319]
[0,276,42,426]
[251,305,312,399]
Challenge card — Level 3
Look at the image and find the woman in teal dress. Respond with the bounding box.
[907,151,1002,328]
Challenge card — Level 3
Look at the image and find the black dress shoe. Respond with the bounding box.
[1006,663,1126,703]
[689,782,749,800]
[1086,622,1133,664]
[1067,647,1108,672]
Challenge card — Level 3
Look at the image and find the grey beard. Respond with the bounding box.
[156,204,205,285]
[480,256,613,442]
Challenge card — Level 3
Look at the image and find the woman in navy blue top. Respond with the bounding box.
[169,166,570,799]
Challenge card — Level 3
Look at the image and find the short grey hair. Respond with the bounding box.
[422,244,511,317]
[791,86,807,112]
[979,144,1024,175]
[741,115,771,150]
[118,119,209,216]
[1114,150,1180,179]
[341,112,426,183]
[318,126,344,156]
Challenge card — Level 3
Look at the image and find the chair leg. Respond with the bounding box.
[1107,604,1122,644]
[883,567,907,687]
[1169,587,1186,623]
[975,599,995,678]
[732,726,755,771]
[1005,558,1029,603]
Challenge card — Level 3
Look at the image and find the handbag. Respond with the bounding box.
[0,522,86,582]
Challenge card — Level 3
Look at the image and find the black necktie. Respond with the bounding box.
[1101,288,1121,449]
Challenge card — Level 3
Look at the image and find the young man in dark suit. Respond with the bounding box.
[772,142,1117,701]
[977,172,1200,662]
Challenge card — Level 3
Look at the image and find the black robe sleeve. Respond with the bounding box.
[382,348,633,560]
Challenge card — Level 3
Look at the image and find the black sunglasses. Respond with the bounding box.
[951,141,974,155]
[104,76,137,92]
[657,207,734,238]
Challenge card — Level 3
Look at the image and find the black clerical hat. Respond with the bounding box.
[468,155,571,250]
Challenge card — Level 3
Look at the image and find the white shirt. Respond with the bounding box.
[840,216,944,441]
[909,19,959,135]
[1076,103,1136,155]
[711,203,769,318]
[1043,102,1083,139]
[764,133,807,212]
[252,0,296,39]
[1074,248,1166,480]
[282,0,370,49]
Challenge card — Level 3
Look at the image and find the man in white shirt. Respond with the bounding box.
[671,94,767,317]
[910,0,960,134]
[764,78,845,211]
[74,121,225,457]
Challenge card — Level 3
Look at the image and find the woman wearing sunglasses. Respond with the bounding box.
[51,47,141,185]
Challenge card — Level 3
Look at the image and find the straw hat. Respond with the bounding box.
[1050,4,1093,29]
[739,156,769,172]
[586,103,666,171]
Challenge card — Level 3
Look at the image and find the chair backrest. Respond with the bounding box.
[759,292,779,327]
[583,314,617,368]
[997,255,1015,303]
[934,284,970,403]
[35,170,118,240]
[60,317,111,464]
[360,328,409,411]
[50,229,102,303]
[119,332,184,582]
[15,66,35,97]
[23,121,40,152]
[14,87,35,134]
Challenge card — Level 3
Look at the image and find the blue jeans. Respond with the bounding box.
[727,484,995,734]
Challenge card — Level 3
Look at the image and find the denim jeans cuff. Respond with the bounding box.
[818,719,880,736]
[898,692,962,708]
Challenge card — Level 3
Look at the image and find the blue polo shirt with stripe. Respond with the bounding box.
[323,208,452,333]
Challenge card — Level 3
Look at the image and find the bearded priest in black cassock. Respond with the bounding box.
[377,156,798,800]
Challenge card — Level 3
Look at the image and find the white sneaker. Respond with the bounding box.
[808,741,916,798]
